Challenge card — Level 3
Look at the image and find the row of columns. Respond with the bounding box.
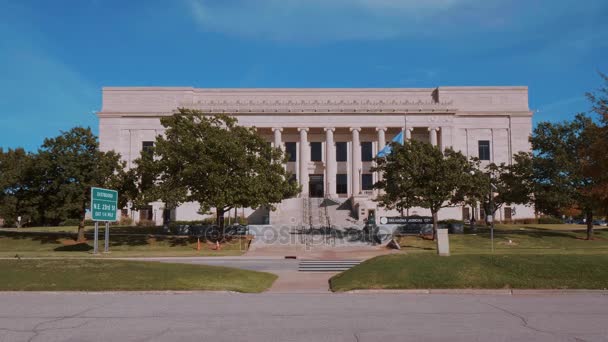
[272,127,440,197]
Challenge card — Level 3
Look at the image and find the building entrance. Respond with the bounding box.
[309,174,324,198]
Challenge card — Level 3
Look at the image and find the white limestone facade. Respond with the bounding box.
[98,86,536,225]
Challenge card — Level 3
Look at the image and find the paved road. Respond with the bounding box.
[1,293,607,342]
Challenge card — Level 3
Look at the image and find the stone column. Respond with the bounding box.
[272,127,283,151]
[298,128,309,197]
[405,127,413,140]
[324,128,336,197]
[375,128,386,190]
[376,127,386,148]
[428,127,438,146]
[351,127,361,196]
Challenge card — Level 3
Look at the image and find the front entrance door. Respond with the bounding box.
[309,174,324,198]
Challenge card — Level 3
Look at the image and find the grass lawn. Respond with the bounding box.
[330,254,608,292]
[397,226,608,255]
[0,259,276,292]
[0,231,248,258]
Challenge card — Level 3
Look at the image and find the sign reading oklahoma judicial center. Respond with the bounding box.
[91,187,118,221]
[97,86,536,225]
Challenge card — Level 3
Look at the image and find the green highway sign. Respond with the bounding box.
[91,187,118,222]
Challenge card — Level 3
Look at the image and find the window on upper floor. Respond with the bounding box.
[310,142,322,162]
[336,142,347,162]
[361,142,373,161]
[285,142,297,162]
[478,140,490,161]
[142,141,154,156]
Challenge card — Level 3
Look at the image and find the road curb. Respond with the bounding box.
[344,289,608,295]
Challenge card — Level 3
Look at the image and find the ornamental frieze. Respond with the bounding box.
[183,97,455,113]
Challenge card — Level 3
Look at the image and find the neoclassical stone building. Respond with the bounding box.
[98,86,535,225]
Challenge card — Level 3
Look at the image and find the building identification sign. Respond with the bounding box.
[90,187,118,222]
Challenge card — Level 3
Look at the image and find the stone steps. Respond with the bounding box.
[298,260,361,272]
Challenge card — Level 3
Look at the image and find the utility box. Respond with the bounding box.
[437,229,450,256]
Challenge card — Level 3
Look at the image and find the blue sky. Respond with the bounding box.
[1,0,607,151]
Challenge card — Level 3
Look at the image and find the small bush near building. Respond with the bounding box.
[538,216,564,224]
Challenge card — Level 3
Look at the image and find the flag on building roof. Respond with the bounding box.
[377,130,404,158]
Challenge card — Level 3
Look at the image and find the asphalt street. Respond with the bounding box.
[0,292,607,342]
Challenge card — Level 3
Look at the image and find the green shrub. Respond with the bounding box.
[538,216,564,224]
[439,219,464,225]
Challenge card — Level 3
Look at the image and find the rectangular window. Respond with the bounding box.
[310,142,322,162]
[139,205,153,221]
[285,142,297,162]
[336,142,347,162]
[336,174,348,194]
[362,173,374,190]
[479,208,486,220]
[478,140,490,161]
[142,141,154,156]
[462,207,470,221]
[504,207,512,220]
[361,142,373,162]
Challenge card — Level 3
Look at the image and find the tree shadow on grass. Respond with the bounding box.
[54,243,93,252]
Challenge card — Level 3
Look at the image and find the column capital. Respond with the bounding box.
[427,127,440,131]
[297,127,309,132]
[350,127,361,132]
[272,127,283,132]
[323,127,335,132]
[406,127,414,132]
[375,127,387,132]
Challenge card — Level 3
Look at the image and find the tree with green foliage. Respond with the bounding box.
[37,127,128,241]
[461,156,533,223]
[0,148,39,227]
[373,140,471,239]
[134,109,299,235]
[582,73,608,215]
[526,114,599,239]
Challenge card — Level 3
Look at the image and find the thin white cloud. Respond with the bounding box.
[185,0,608,44]
[185,0,499,41]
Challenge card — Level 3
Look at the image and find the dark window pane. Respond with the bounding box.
[336,174,348,194]
[362,173,374,190]
[478,140,490,161]
[504,207,512,220]
[336,142,347,162]
[285,142,297,162]
[142,141,154,156]
[361,142,373,161]
[310,142,322,162]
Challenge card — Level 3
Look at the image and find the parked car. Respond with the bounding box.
[592,220,607,227]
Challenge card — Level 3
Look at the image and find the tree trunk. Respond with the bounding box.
[76,215,86,242]
[586,210,594,240]
[432,210,438,241]
[216,208,225,237]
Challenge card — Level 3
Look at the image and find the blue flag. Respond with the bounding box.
[377,131,404,157]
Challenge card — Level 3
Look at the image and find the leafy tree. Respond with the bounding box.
[0,148,39,227]
[37,127,128,241]
[582,73,608,215]
[134,109,299,235]
[462,155,533,223]
[373,140,470,239]
[528,114,599,239]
